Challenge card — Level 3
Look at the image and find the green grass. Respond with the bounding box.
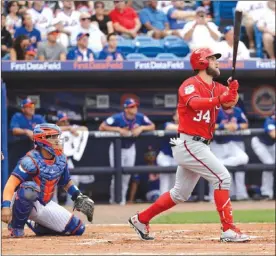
[152,209,275,224]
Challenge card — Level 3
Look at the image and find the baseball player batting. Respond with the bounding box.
[129,48,250,242]
[1,123,94,237]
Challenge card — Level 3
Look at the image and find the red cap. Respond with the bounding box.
[190,48,221,70]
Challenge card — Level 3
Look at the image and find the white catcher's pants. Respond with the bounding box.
[209,141,249,200]
[109,143,136,204]
[156,151,177,195]
[251,137,275,198]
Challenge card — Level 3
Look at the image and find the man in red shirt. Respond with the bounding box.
[128,48,250,243]
[109,0,141,38]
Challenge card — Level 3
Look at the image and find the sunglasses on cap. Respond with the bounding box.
[81,17,91,21]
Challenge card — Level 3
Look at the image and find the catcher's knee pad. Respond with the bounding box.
[17,181,40,201]
[63,215,85,236]
[12,182,40,230]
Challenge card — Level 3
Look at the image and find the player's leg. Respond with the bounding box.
[28,200,85,236]
[156,151,173,195]
[173,137,249,242]
[251,137,275,198]
[209,142,228,202]
[120,144,136,205]
[129,165,200,240]
[109,143,118,204]
[9,181,40,237]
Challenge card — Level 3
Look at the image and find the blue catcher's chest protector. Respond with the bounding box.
[27,150,67,204]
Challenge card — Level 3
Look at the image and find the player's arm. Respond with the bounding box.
[237,109,249,130]
[165,123,178,131]
[62,165,94,222]
[2,157,36,223]
[140,115,155,132]
[265,120,276,139]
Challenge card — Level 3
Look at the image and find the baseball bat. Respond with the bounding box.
[231,10,243,80]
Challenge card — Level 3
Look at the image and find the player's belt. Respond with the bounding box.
[178,133,211,145]
[192,136,211,145]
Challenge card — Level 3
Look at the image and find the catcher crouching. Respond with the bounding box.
[1,123,94,237]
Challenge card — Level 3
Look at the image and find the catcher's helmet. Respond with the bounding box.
[190,48,221,70]
[33,123,63,156]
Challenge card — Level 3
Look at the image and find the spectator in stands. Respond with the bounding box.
[25,46,37,61]
[71,12,106,56]
[37,26,67,61]
[14,13,41,49]
[67,33,94,61]
[91,1,114,35]
[10,35,30,61]
[127,0,146,12]
[1,14,13,59]
[10,98,46,141]
[17,1,30,17]
[5,1,22,36]
[257,1,275,59]
[182,6,221,51]
[199,0,214,20]
[157,0,173,15]
[109,0,141,38]
[219,26,250,60]
[139,0,178,39]
[74,1,94,14]
[52,17,70,48]
[236,1,267,52]
[27,1,54,41]
[98,33,124,61]
[56,0,81,35]
[167,1,196,31]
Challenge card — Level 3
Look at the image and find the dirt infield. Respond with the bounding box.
[2,201,275,255]
[2,223,275,255]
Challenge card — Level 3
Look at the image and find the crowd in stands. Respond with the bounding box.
[1,0,275,61]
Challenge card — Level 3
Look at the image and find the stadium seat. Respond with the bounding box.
[254,24,264,58]
[155,53,179,60]
[134,36,165,57]
[126,53,148,60]
[213,1,237,26]
[117,39,135,56]
[163,36,190,57]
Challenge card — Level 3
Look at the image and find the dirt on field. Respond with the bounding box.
[2,201,275,255]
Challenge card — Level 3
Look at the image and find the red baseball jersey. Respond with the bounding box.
[178,75,228,139]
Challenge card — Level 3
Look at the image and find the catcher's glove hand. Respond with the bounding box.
[73,193,94,223]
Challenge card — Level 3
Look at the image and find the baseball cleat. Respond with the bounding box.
[128,214,154,241]
[220,227,250,242]
[8,223,24,238]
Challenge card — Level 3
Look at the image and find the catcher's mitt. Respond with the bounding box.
[73,194,94,223]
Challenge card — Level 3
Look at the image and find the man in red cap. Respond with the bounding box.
[129,48,250,242]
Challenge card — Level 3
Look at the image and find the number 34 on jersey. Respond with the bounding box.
[193,110,211,123]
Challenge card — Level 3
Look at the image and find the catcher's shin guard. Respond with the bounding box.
[63,215,85,236]
[10,182,40,236]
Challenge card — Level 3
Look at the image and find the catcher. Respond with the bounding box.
[1,123,94,237]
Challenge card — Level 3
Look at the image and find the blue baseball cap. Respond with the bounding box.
[224,25,233,35]
[77,33,90,41]
[57,112,68,121]
[123,98,138,108]
[21,98,34,108]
